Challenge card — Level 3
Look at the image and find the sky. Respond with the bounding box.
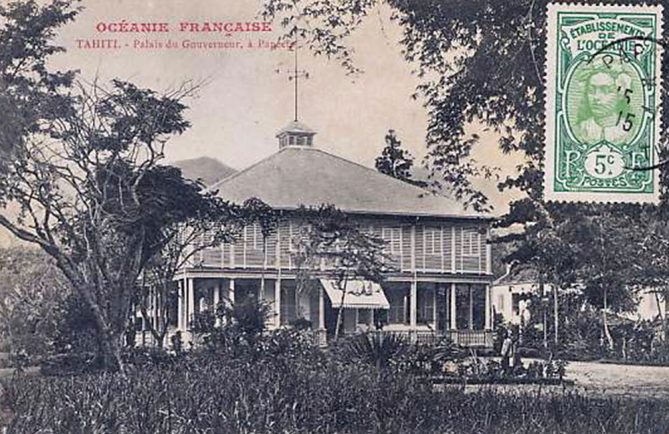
[1,0,525,247]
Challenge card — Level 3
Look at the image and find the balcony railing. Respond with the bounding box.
[358,329,493,348]
[444,329,494,348]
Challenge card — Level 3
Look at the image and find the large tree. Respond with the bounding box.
[0,1,238,371]
[375,129,427,188]
[500,202,652,349]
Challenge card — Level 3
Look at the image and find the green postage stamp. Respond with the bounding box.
[545,4,663,203]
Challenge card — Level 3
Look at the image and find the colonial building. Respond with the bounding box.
[171,120,495,347]
[492,266,667,325]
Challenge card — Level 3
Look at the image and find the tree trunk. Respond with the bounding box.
[543,309,548,350]
[602,288,614,351]
[261,236,267,305]
[654,291,664,321]
[139,282,175,349]
[140,304,165,348]
[665,288,669,341]
[334,307,344,341]
[539,272,547,349]
[333,281,348,341]
[75,283,127,373]
[97,324,124,372]
[553,285,559,345]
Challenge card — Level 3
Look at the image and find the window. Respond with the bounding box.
[471,285,486,330]
[288,223,297,253]
[424,227,442,255]
[280,286,297,325]
[455,285,470,329]
[455,284,486,330]
[417,286,435,324]
[385,285,409,324]
[497,294,505,311]
[436,285,451,331]
[461,228,481,257]
[382,227,401,255]
[248,224,263,251]
[357,309,372,325]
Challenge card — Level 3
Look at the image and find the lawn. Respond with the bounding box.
[2,328,669,434]
[1,354,668,434]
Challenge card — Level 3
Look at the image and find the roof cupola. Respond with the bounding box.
[276,120,316,149]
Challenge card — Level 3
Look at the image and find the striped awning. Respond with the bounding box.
[320,279,390,309]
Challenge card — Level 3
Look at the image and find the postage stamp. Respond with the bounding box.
[544,3,663,203]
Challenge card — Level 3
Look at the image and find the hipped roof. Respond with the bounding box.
[209,146,490,220]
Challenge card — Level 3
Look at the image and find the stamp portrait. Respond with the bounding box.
[545,3,663,203]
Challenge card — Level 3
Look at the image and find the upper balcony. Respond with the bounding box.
[187,218,492,277]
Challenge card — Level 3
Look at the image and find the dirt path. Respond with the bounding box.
[565,361,669,399]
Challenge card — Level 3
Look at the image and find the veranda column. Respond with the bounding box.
[484,284,491,330]
[187,278,195,329]
[410,283,417,327]
[318,286,326,345]
[468,284,473,330]
[319,287,325,329]
[184,278,189,330]
[410,223,417,342]
[213,279,221,327]
[486,228,492,275]
[274,279,281,327]
[177,279,184,330]
[229,278,236,305]
[450,283,456,330]
[153,288,160,335]
[148,287,154,334]
[432,286,438,330]
[213,280,220,307]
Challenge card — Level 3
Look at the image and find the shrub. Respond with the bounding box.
[396,337,465,375]
[39,352,102,376]
[289,317,313,330]
[335,332,410,370]
[195,297,271,353]
[121,346,177,369]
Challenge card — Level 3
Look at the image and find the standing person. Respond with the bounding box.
[500,330,513,375]
[511,332,522,373]
[171,330,183,355]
